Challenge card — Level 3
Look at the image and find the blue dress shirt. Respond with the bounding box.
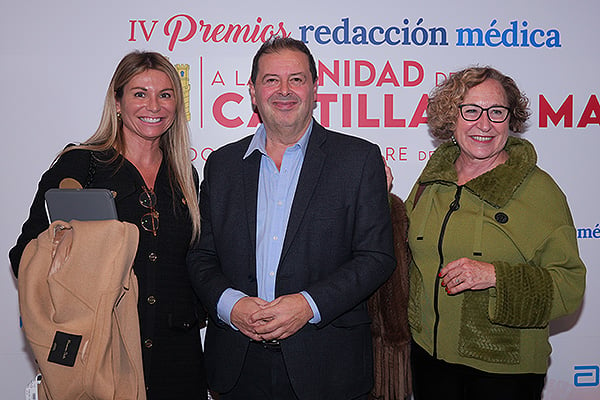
[217,122,321,327]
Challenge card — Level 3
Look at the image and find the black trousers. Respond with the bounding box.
[411,341,546,400]
[219,341,299,400]
[218,341,370,400]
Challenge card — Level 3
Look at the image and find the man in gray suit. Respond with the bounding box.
[187,37,395,400]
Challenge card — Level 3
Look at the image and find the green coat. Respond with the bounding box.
[406,136,586,374]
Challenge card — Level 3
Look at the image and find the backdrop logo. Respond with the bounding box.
[175,64,191,121]
[299,17,448,46]
[299,18,561,49]
[574,365,599,387]
[577,224,600,239]
[128,16,290,51]
[456,20,560,48]
[127,16,561,51]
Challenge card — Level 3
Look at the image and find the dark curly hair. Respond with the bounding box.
[427,67,530,140]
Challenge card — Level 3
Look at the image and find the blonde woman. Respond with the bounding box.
[10,51,207,399]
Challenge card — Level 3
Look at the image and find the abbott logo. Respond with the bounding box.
[574,365,599,387]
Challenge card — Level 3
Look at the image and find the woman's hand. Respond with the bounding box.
[440,257,496,294]
[382,156,393,192]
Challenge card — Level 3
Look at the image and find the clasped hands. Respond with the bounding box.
[230,293,314,342]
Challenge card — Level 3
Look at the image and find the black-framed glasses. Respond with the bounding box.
[459,104,510,123]
[139,186,159,237]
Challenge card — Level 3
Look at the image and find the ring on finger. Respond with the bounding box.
[455,278,461,285]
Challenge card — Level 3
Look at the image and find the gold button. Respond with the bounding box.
[147,296,156,305]
[148,252,158,262]
[144,339,153,349]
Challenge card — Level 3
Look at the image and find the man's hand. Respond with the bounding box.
[230,296,269,341]
[250,294,314,341]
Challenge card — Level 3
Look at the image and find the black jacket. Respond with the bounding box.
[187,122,395,399]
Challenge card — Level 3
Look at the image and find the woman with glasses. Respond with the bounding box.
[406,67,585,400]
[10,51,207,399]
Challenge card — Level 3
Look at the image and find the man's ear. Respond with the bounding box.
[248,82,256,104]
[249,82,258,112]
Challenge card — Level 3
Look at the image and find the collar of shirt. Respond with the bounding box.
[243,120,314,160]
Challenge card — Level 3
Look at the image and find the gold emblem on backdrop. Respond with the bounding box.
[175,64,191,121]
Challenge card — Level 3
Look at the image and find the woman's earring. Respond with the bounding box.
[451,135,457,145]
[117,112,121,119]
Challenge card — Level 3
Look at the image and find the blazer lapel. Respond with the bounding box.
[280,122,327,262]
[243,150,261,255]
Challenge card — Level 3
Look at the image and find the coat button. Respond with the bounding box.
[147,295,156,305]
[148,252,158,262]
[494,212,509,224]
[144,339,153,349]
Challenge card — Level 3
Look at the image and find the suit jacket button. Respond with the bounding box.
[148,252,158,262]
[147,295,156,305]
[144,339,153,349]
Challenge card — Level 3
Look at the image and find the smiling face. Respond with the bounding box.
[249,48,318,140]
[454,78,510,166]
[116,69,176,147]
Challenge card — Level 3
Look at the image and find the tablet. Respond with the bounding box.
[45,188,118,222]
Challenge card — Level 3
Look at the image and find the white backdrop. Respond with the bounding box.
[1,1,598,398]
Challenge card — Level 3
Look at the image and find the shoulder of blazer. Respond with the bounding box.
[311,121,379,156]
[206,134,254,166]
[216,134,253,154]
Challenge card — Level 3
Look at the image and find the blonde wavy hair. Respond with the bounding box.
[62,51,200,241]
[427,66,530,140]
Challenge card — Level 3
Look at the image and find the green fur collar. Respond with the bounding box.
[418,136,537,208]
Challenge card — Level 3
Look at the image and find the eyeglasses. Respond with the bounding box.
[139,186,159,237]
[458,104,510,123]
